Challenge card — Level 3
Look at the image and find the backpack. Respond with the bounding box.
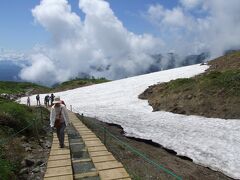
[54,108,62,128]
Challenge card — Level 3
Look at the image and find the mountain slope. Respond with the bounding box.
[139,50,240,119]
[21,63,240,179]
[0,81,50,95]
[0,77,109,97]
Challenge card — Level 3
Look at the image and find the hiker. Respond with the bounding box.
[27,96,30,106]
[50,96,70,148]
[50,93,55,106]
[44,95,50,107]
[36,94,40,106]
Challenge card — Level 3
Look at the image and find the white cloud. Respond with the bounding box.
[146,0,240,57]
[0,48,27,61]
[180,0,202,9]
[20,0,163,85]
[32,0,81,41]
[147,4,194,28]
[20,54,57,85]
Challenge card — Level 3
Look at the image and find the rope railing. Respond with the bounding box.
[0,122,34,145]
[70,105,182,180]
[0,106,43,146]
[105,128,182,180]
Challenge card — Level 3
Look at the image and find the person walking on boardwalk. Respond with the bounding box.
[27,96,30,106]
[44,95,50,107]
[50,96,70,148]
[50,93,55,106]
[36,94,40,106]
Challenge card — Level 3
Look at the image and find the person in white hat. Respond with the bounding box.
[50,96,70,148]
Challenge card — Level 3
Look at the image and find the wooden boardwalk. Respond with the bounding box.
[44,110,131,180]
[44,133,73,180]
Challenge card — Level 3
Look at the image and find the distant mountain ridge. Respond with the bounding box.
[144,52,209,74]
[0,60,23,81]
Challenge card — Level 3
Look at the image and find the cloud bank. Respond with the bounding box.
[146,0,240,56]
[19,0,240,85]
[20,0,162,85]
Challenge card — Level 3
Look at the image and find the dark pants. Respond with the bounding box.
[56,123,66,148]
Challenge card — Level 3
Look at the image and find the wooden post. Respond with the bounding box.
[33,119,41,146]
[104,127,107,145]
[81,113,84,122]
[70,105,72,112]
[40,107,43,124]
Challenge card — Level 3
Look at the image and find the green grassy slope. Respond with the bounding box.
[52,77,109,92]
[0,77,109,95]
[0,98,49,179]
[0,81,50,94]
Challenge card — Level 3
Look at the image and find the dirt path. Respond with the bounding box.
[78,115,233,180]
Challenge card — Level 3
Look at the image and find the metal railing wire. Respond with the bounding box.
[0,106,43,146]
[71,106,182,180]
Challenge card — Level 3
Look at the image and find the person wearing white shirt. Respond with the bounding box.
[50,96,70,148]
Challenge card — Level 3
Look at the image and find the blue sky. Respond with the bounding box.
[0,0,178,51]
[0,0,47,51]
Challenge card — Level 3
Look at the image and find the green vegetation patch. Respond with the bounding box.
[0,98,50,179]
[0,98,34,132]
[163,70,240,96]
[0,81,49,94]
[0,77,109,95]
[167,78,196,91]
[0,156,15,180]
[53,77,110,92]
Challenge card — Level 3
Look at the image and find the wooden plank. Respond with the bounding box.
[85,141,103,147]
[44,174,73,180]
[50,149,70,156]
[47,159,71,168]
[75,128,89,130]
[81,137,99,141]
[81,135,97,139]
[48,154,71,161]
[99,168,130,180]
[92,155,116,163]
[80,132,95,135]
[88,146,107,152]
[77,130,92,134]
[75,125,88,127]
[84,139,102,143]
[51,144,70,150]
[89,151,111,157]
[44,166,72,178]
[94,161,123,171]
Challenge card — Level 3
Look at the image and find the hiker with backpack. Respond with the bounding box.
[44,95,50,107]
[36,94,40,106]
[50,96,70,148]
[50,93,55,106]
